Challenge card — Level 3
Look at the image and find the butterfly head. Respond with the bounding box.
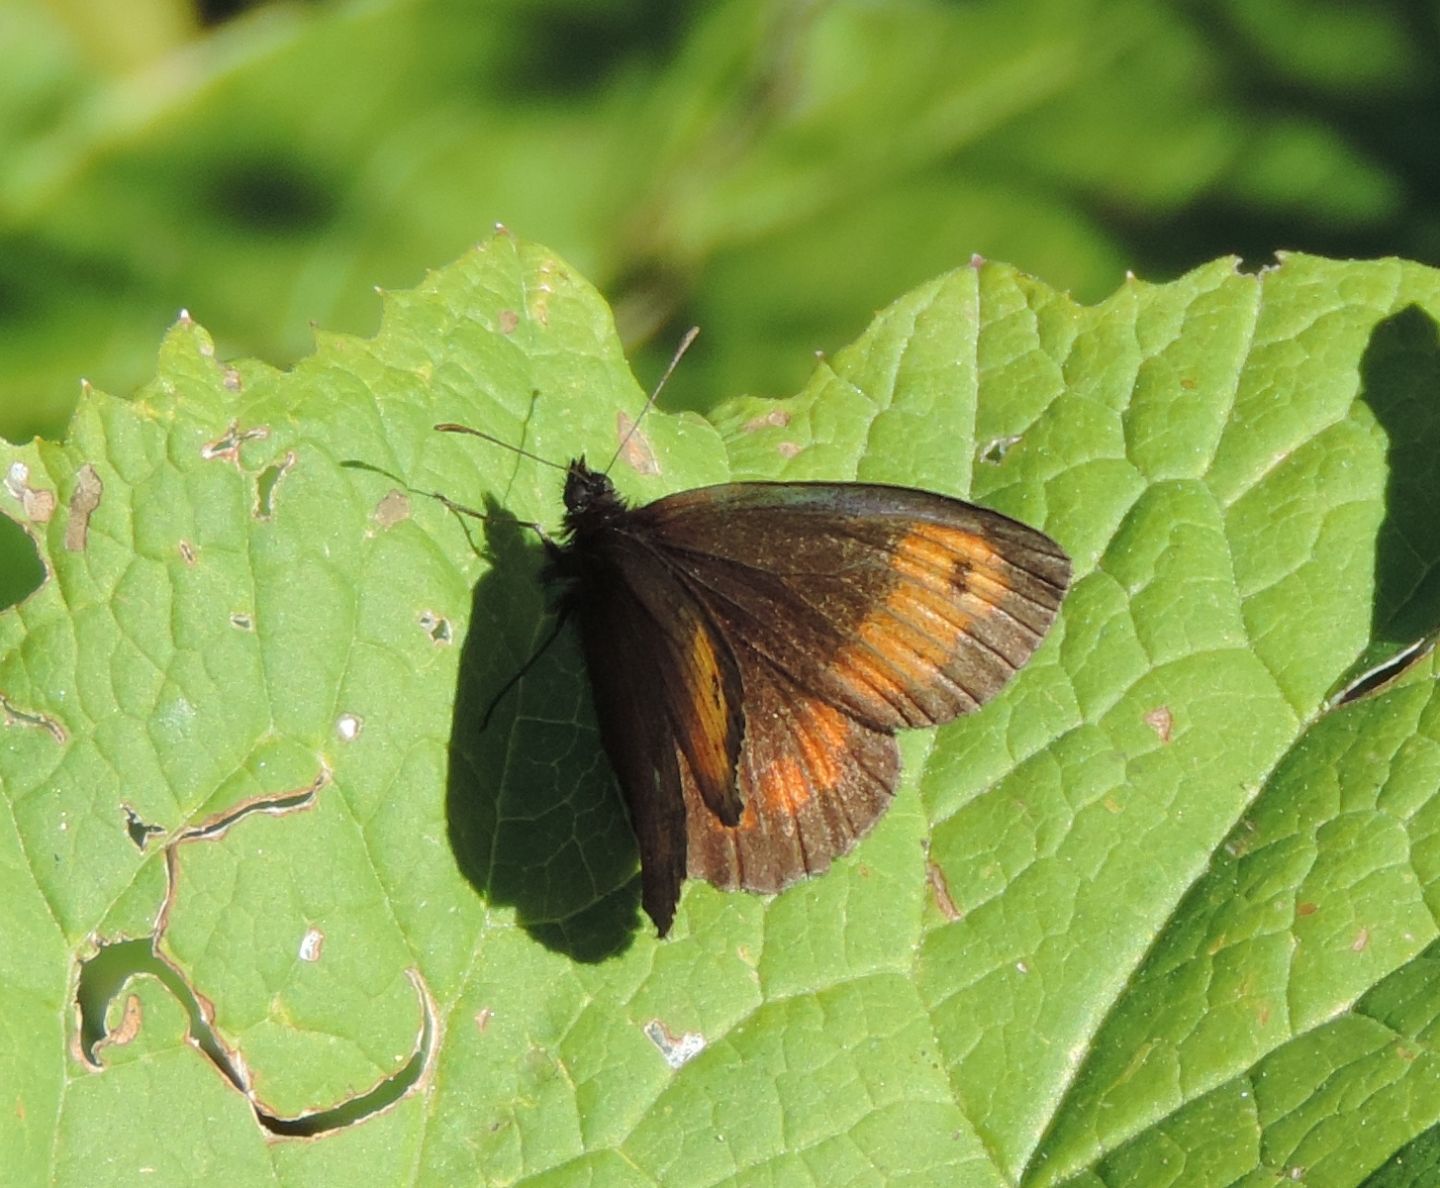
[562,457,627,533]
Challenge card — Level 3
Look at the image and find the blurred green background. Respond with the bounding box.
[2,0,1435,444]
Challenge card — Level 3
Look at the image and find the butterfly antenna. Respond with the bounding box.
[605,326,700,474]
[434,423,568,473]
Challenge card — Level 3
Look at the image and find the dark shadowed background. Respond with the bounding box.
[1,0,1436,443]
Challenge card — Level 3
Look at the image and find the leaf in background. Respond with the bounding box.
[4,0,1432,446]
[2,237,1439,1184]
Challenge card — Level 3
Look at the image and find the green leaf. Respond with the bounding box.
[3,237,1439,1184]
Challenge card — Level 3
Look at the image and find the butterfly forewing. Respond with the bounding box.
[635,482,1070,731]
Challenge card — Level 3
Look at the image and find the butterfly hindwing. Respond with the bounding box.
[683,651,899,892]
[570,563,687,935]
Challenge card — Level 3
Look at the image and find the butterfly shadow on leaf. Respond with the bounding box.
[1343,304,1440,699]
[443,495,643,962]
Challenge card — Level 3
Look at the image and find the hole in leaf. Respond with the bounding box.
[76,939,435,1135]
[0,513,44,610]
[254,451,295,519]
[181,776,322,842]
[201,422,269,464]
[77,939,208,1066]
[123,806,164,850]
[1330,634,1437,707]
[979,435,1021,464]
[419,611,452,644]
[0,691,66,743]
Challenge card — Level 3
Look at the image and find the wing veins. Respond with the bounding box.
[662,548,929,720]
[609,541,746,818]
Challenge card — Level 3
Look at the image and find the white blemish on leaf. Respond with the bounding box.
[374,489,411,528]
[298,928,324,962]
[926,859,962,921]
[742,408,789,432]
[616,413,660,476]
[644,1019,705,1069]
[5,462,56,523]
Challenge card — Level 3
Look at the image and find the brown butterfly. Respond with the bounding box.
[441,340,1069,937]
[537,457,1070,936]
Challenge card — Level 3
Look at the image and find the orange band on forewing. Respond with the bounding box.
[675,614,736,794]
[688,619,727,725]
[895,524,998,579]
[826,525,995,699]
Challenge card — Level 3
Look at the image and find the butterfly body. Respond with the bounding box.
[548,457,1070,937]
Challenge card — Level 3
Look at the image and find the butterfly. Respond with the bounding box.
[517,452,1072,937]
[439,338,1070,937]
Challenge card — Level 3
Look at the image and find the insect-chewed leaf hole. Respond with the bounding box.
[74,938,435,1136]
[419,610,452,644]
[123,806,164,850]
[0,511,45,610]
[979,434,1022,464]
[254,451,296,519]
